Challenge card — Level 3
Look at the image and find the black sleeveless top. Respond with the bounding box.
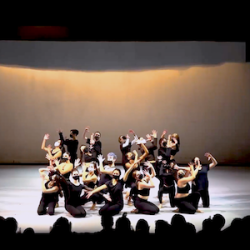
[177,182,190,194]
[84,174,97,189]
[42,181,59,202]
[138,188,150,197]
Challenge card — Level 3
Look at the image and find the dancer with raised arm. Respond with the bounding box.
[59,129,79,165]
[86,155,139,216]
[131,162,159,215]
[174,163,202,214]
[191,152,218,208]
[56,168,87,217]
[41,133,62,167]
[37,168,60,216]
[118,129,138,172]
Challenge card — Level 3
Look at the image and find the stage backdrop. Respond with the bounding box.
[0,41,249,165]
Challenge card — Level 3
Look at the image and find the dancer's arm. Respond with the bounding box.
[205,153,218,169]
[40,173,59,193]
[98,155,114,175]
[179,164,199,184]
[83,126,89,140]
[138,171,155,189]
[137,143,149,162]
[41,134,50,151]
[123,160,139,182]
[55,163,73,175]
[160,130,167,139]
[129,129,138,145]
[86,184,108,199]
[145,162,156,178]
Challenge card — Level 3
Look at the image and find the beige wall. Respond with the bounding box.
[0,62,250,164]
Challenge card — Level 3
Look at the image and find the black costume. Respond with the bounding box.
[59,132,78,164]
[99,179,125,216]
[192,164,210,207]
[133,183,159,215]
[37,181,59,216]
[174,183,200,214]
[58,174,86,218]
[158,163,176,207]
[85,138,102,163]
[120,140,132,172]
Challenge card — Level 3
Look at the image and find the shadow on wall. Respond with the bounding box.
[0,41,246,71]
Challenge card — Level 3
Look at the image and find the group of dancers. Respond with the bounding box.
[38,127,218,218]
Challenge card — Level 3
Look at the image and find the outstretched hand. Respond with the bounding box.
[44,134,49,140]
[97,154,105,163]
[74,158,81,168]
[204,152,212,160]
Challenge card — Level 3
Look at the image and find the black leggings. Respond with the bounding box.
[158,185,175,207]
[99,202,123,216]
[174,192,200,214]
[37,199,57,216]
[192,186,210,207]
[80,192,102,205]
[134,196,159,215]
[65,204,86,218]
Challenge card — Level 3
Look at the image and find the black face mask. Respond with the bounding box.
[70,134,73,138]
[73,175,79,180]
[107,161,113,165]
[95,136,100,140]
[162,142,167,147]
[113,175,120,180]
[61,157,68,162]
[138,174,143,180]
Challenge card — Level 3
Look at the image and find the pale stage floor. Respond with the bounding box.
[0,165,250,234]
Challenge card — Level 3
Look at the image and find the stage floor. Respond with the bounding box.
[0,165,250,233]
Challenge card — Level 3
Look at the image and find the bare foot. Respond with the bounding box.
[90,204,96,210]
[158,204,162,209]
[131,208,138,213]
[128,201,133,206]
[196,209,203,213]
[172,208,179,213]
[55,202,59,208]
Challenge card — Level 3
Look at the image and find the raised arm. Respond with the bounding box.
[98,155,114,175]
[204,152,218,169]
[41,134,50,151]
[138,171,155,189]
[137,143,149,162]
[145,161,156,178]
[83,126,89,140]
[179,164,199,184]
[123,160,139,182]
[160,130,167,139]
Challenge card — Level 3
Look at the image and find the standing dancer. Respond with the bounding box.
[37,168,60,216]
[41,134,62,166]
[191,152,218,208]
[59,129,79,165]
[118,129,138,172]
[170,133,180,160]
[174,163,201,214]
[86,155,139,216]
[83,126,102,164]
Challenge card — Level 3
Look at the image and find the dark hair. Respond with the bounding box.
[159,138,167,146]
[95,131,101,137]
[112,168,121,176]
[71,129,79,136]
[118,135,126,143]
[71,168,79,175]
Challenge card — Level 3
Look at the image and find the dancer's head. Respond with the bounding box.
[70,129,79,138]
[94,131,101,141]
[126,152,135,161]
[88,161,97,173]
[132,170,143,181]
[112,168,121,180]
[118,135,127,144]
[177,170,185,179]
[171,133,180,144]
[61,152,70,162]
[107,152,117,165]
[54,139,62,148]
[71,168,80,181]
[192,157,201,167]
